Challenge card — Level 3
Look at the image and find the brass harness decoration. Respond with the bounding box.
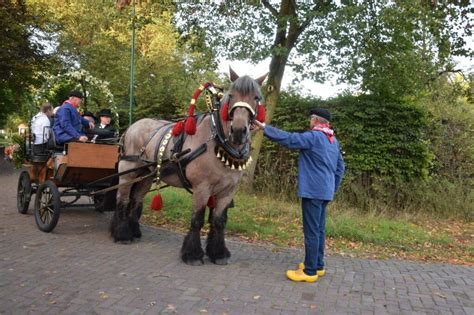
[155,129,173,185]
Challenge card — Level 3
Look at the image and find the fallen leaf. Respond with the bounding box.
[99,291,109,300]
[434,292,447,299]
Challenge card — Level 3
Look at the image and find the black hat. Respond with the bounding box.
[98,108,112,117]
[310,108,331,122]
[82,111,96,120]
[69,90,84,99]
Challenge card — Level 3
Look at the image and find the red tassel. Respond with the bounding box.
[207,195,217,209]
[150,193,163,211]
[256,104,266,123]
[172,121,184,136]
[221,102,229,121]
[185,116,197,135]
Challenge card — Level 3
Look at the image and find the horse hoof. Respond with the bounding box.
[185,259,204,266]
[214,258,229,265]
[117,239,133,245]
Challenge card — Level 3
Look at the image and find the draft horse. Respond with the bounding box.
[110,68,267,265]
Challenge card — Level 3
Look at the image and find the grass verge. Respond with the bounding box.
[140,187,473,265]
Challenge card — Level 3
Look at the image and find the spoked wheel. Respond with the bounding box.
[17,171,32,214]
[34,180,61,233]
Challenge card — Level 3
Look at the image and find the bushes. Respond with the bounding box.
[254,91,473,220]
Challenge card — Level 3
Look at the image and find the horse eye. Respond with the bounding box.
[228,94,233,99]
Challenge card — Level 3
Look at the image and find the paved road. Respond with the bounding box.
[0,159,473,314]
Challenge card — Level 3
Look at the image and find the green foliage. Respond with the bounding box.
[254,87,473,220]
[0,0,54,127]
[255,92,433,198]
[422,73,474,180]
[328,1,472,99]
[4,134,27,169]
[333,95,433,181]
[26,0,215,126]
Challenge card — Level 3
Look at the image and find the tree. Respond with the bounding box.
[176,0,335,182]
[175,0,472,182]
[28,0,215,125]
[328,0,473,99]
[0,0,53,127]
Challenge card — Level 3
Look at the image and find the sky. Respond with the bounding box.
[218,46,473,100]
[218,59,349,100]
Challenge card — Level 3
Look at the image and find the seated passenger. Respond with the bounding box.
[31,102,53,154]
[91,108,116,142]
[82,111,96,136]
[53,91,94,144]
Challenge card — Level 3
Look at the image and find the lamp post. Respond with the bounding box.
[129,0,136,126]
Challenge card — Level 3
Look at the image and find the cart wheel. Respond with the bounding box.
[17,171,32,214]
[34,180,61,232]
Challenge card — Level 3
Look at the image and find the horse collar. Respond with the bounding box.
[215,145,252,171]
[211,110,251,171]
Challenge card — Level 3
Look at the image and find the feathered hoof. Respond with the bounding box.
[117,239,133,245]
[111,221,133,243]
[130,221,142,239]
[184,258,204,266]
[214,257,229,265]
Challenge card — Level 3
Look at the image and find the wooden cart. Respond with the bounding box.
[17,142,120,232]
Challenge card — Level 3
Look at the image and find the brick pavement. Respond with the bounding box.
[0,159,473,314]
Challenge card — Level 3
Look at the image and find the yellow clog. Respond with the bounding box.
[298,263,326,277]
[286,269,318,283]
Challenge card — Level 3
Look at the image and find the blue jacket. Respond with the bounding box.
[53,102,89,144]
[263,125,345,201]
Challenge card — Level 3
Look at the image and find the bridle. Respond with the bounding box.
[171,81,264,171]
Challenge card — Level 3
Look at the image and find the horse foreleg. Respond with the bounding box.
[180,191,208,265]
[206,198,232,265]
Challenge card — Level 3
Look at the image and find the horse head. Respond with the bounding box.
[222,67,267,146]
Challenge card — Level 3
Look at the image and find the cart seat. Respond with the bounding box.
[47,130,65,152]
[31,153,49,163]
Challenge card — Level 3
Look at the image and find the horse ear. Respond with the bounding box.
[255,72,268,86]
[229,66,239,82]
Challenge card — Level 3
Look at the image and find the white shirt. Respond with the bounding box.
[31,112,51,144]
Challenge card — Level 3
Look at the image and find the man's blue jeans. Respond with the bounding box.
[302,198,329,276]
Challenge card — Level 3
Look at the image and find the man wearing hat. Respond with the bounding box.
[254,108,345,283]
[91,108,116,141]
[53,90,94,144]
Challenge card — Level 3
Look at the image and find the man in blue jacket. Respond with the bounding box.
[53,91,94,144]
[254,108,345,283]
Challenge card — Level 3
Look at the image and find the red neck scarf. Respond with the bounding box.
[312,122,334,144]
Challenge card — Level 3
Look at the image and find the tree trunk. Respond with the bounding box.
[244,55,287,185]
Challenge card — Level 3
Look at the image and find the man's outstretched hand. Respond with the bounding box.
[252,120,266,131]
